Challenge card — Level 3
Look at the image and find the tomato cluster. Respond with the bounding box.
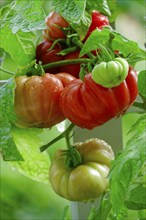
[14,10,139,202]
[15,10,138,130]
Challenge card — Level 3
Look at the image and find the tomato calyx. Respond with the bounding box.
[62,147,83,169]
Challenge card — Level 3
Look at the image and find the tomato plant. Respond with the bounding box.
[0,0,146,220]
[49,138,114,201]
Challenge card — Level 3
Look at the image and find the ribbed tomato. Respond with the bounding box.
[15,73,75,128]
[59,67,138,129]
[49,138,114,201]
[43,11,69,40]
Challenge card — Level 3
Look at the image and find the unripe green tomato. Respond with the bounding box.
[92,58,129,88]
[49,138,114,202]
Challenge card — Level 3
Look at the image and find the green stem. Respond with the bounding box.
[40,123,75,152]
[0,67,14,75]
[42,58,91,70]
[72,37,96,59]
[57,46,78,56]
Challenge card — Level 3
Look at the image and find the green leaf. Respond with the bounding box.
[0,79,23,161]
[10,126,51,184]
[48,0,87,23]
[138,70,146,98]
[109,113,146,217]
[79,27,146,66]
[0,53,18,80]
[1,24,36,66]
[0,0,46,33]
[79,28,110,57]
[86,0,111,16]
[111,30,146,66]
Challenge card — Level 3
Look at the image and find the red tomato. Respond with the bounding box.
[43,12,69,40]
[15,73,75,128]
[59,67,138,129]
[36,41,63,73]
[84,10,109,41]
[60,51,86,78]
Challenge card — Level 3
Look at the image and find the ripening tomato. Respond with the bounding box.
[43,11,69,40]
[36,40,63,73]
[49,138,114,201]
[60,67,138,129]
[15,73,75,128]
[92,58,129,88]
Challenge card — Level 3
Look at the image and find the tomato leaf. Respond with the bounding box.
[10,126,51,184]
[47,0,90,40]
[138,70,146,98]
[80,27,146,66]
[86,0,111,16]
[0,79,23,161]
[0,0,46,33]
[109,113,146,216]
[1,24,36,66]
[0,0,46,66]
[79,28,110,57]
[47,0,86,23]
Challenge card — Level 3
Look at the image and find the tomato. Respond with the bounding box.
[84,10,109,40]
[49,138,114,201]
[60,50,87,78]
[92,58,129,88]
[14,73,75,128]
[43,11,69,40]
[36,40,63,74]
[60,67,138,129]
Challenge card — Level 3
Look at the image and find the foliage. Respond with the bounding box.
[0,0,146,219]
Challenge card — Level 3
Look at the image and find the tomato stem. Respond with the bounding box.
[57,46,78,56]
[42,58,92,70]
[40,123,75,152]
[72,37,96,59]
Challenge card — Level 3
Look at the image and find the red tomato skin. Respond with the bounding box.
[60,68,138,129]
[43,12,69,40]
[60,51,87,78]
[15,73,75,128]
[84,10,109,41]
[36,41,63,73]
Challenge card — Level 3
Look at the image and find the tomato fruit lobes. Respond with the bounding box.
[92,58,129,88]
[49,138,114,201]
[43,12,69,40]
[14,73,75,128]
[59,67,138,129]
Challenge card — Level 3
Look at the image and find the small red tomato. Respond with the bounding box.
[36,41,63,73]
[43,12,69,40]
[84,10,109,40]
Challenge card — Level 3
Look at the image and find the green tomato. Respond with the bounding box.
[92,57,129,88]
[49,138,114,202]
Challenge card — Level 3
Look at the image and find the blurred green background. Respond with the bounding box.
[0,0,145,219]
